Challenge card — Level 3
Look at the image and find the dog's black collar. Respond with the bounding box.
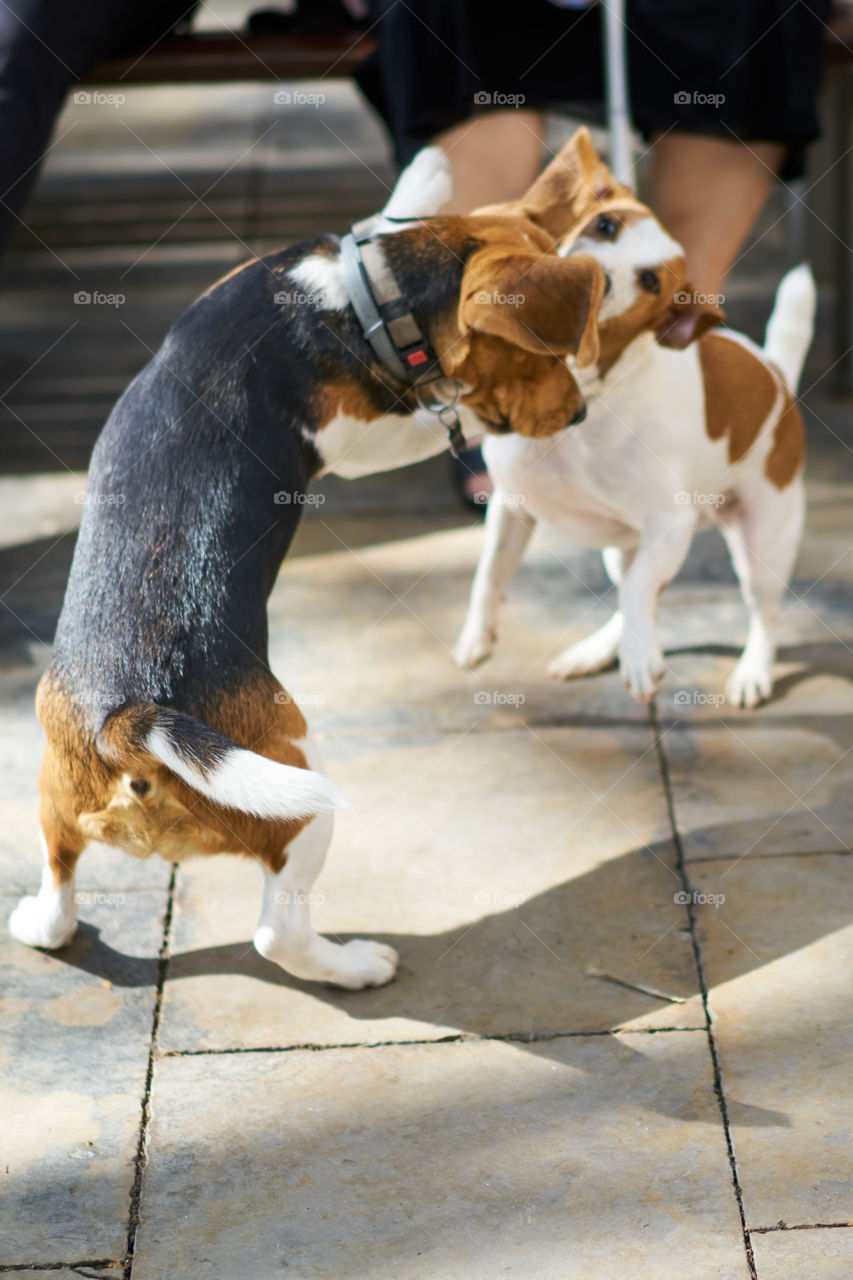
[340,216,445,388]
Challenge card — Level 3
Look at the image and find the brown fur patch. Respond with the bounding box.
[699,334,780,464]
[595,255,688,377]
[37,670,315,880]
[764,389,805,488]
[448,336,584,438]
[311,379,382,430]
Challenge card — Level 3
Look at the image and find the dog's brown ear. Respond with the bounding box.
[475,127,619,243]
[657,289,725,349]
[459,252,605,365]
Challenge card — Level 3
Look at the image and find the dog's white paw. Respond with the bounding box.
[549,634,618,680]
[454,626,494,670]
[619,643,665,702]
[255,927,398,990]
[336,939,399,989]
[8,893,77,949]
[726,659,772,710]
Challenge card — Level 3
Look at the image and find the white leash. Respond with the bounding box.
[601,0,635,187]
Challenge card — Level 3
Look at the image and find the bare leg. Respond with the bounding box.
[454,491,537,668]
[650,134,785,298]
[720,480,805,708]
[9,820,82,949]
[549,545,637,679]
[618,510,697,701]
[433,110,545,213]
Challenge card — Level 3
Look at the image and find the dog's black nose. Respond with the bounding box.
[602,271,612,296]
[570,402,587,425]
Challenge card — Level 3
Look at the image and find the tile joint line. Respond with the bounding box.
[651,702,758,1280]
[122,862,177,1280]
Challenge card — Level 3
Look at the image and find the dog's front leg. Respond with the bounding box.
[618,509,696,702]
[254,807,398,990]
[454,491,537,669]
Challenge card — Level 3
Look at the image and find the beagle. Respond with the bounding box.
[8,131,612,989]
[453,186,815,709]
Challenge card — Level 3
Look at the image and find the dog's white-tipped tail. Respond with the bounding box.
[146,728,344,820]
[763,263,817,393]
[379,146,453,223]
[97,704,345,821]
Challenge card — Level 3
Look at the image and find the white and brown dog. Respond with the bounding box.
[453,187,815,709]
[8,131,615,990]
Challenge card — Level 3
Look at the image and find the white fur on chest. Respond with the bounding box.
[484,331,777,547]
[313,403,480,479]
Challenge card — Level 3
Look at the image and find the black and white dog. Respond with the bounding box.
[9,131,613,991]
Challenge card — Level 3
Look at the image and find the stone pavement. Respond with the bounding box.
[3,444,853,1278]
[2,65,853,1280]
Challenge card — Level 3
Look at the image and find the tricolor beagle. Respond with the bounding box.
[9,131,613,990]
[453,187,815,710]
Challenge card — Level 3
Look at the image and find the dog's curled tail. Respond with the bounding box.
[763,263,817,394]
[97,704,344,820]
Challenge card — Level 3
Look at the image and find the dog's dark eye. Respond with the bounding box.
[595,214,618,238]
[639,269,660,294]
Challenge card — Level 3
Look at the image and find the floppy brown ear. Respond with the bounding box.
[656,291,725,349]
[459,252,606,365]
[475,127,619,243]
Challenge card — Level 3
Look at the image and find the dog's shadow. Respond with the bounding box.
[667,638,853,706]
[58,797,852,1132]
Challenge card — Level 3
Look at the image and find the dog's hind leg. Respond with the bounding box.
[252,733,397,989]
[548,545,636,679]
[720,478,805,709]
[253,806,398,989]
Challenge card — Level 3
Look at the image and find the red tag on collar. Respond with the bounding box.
[407,348,428,367]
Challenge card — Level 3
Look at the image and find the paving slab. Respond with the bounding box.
[0,1272,118,1278]
[687,856,853,1230]
[659,712,853,861]
[0,881,167,1261]
[134,1035,748,1280]
[267,523,650,739]
[751,1229,853,1278]
[158,723,704,1052]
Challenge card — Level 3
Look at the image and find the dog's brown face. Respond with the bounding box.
[561,199,725,377]
[432,214,606,436]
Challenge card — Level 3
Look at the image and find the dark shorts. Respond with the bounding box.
[357,0,832,178]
